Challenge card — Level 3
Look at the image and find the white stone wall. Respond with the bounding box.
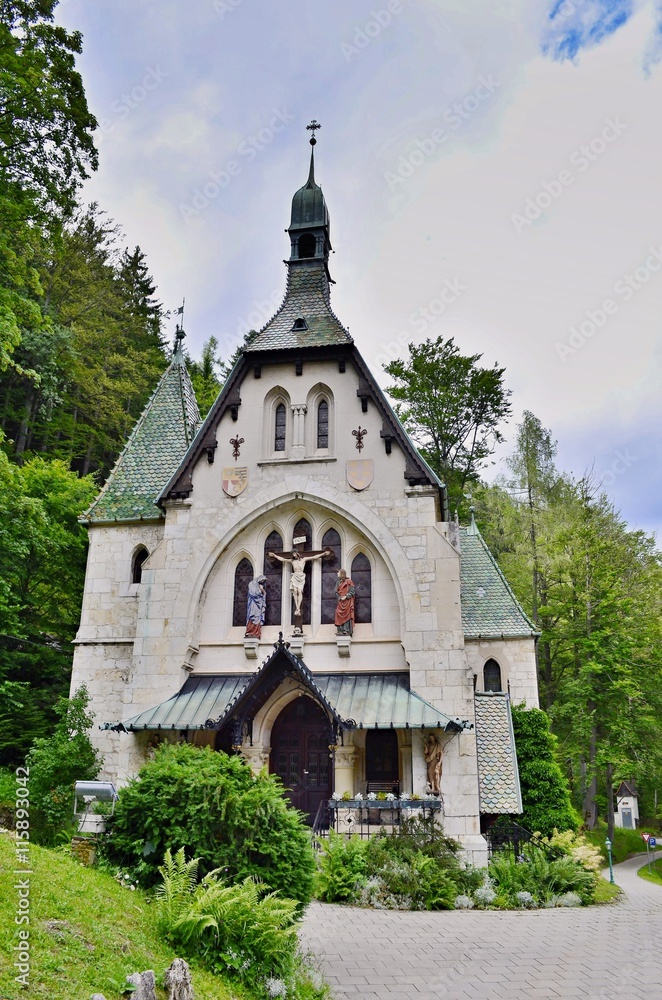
[464,638,540,708]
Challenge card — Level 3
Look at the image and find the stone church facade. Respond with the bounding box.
[70,135,540,865]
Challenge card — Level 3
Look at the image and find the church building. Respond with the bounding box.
[70,127,540,864]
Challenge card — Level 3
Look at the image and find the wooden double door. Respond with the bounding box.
[271,697,331,824]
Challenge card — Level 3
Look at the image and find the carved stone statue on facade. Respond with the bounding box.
[245,575,267,638]
[334,569,355,635]
[268,545,331,632]
[423,733,443,795]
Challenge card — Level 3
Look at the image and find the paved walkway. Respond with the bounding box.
[300,855,662,1000]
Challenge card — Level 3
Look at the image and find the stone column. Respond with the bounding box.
[241,745,270,775]
[333,745,356,797]
[290,403,307,460]
[400,744,413,795]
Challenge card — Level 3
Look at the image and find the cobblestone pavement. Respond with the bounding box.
[299,855,662,1000]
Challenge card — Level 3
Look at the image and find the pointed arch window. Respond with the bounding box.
[351,553,372,624]
[232,557,254,627]
[321,528,341,624]
[483,659,502,692]
[292,518,312,624]
[263,530,283,626]
[274,403,286,452]
[317,399,329,449]
[132,547,149,584]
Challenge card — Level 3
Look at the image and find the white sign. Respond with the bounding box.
[293,535,307,546]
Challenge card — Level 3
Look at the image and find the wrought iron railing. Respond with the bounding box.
[484,817,565,860]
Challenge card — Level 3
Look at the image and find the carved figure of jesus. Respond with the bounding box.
[268,548,331,615]
[423,734,443,795]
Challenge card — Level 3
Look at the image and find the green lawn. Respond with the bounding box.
[637,857,662,887]
[593,878,622,904]
[0,833,249,1000]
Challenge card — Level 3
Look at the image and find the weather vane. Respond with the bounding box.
[306,119,321,145]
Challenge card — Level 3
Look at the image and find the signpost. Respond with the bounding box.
[642,832,656,872]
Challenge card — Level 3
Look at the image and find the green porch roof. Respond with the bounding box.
[474,692,522,814]
[460,526,539,639]
[104,671,470,733]
[84,340,200,523]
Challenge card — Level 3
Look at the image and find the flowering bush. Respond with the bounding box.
[545,829,603,872]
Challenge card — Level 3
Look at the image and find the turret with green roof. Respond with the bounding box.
[83,329,200,523]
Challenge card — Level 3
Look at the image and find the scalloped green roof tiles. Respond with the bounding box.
[460,526,538,639]
[84,346,200,523]
[244,260,352,352]
[474,692,523,814]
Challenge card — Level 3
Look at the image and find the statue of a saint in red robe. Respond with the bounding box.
[334,569,355,636]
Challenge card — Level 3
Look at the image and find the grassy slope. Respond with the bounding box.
[637,857,662,886]
[0,834,248,1000]
[584,823,651,864]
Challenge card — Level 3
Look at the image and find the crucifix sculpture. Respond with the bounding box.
[268,542,331,634]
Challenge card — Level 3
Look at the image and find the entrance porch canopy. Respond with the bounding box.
[104,640,471,735]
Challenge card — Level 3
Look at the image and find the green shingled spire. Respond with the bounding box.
[83,332,200,523]
[459,526,539,639]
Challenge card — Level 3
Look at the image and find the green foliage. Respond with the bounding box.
[156,848,302,996]
[24,685,102,843]
[316,819,468,910]
[488,843,597,906]
[384,335,511,510]
[315,831,367,902]
[186,336,223,417]
[0,0,97,367]
[0,451,96,765]
[104,742,316,906]
[583,820,649,864]
[511,704,579,835]
[0,833,241,1000]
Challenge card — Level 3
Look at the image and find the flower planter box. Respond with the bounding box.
[330,799,442,810]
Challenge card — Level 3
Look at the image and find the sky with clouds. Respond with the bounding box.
[56,0,662,540]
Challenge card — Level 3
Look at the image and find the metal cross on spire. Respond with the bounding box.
[306,119,322,145]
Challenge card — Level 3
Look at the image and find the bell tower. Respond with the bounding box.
[288,120,332,277]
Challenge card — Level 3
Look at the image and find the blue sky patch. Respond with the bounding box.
[542,0,635,61]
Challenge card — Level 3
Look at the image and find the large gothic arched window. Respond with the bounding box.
[351,553,372,624]
[263,530,283,626]
[232,558,253,627]
[483,659,503,692]
[321,528,341,624]
[292,518,312,624]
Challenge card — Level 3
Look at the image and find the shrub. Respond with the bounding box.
[546,828,603,872]
[156,848,307,998]
[488,842,597,906]
[316,818,467,910]
[454,894,474,909]
[24,686,102,844]
[104,742,316,906]
[511,705,579,836]
[315,832,367,902]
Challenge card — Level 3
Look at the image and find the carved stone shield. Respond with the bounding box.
[222,467,248,497]
[346,459,374,491]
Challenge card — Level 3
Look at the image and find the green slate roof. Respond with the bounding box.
[460,525,539,639]
[104,671,471,733]
[474,692,522,814]
[244,260,352,352]
[84,340,200,523]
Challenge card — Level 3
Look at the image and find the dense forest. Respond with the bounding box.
[1,1,659,831]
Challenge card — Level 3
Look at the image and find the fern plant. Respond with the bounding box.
[155,847,200,934]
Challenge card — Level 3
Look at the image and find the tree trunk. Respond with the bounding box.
[606,762,615,844]
[582,722,598,829]
[15,384,36,460]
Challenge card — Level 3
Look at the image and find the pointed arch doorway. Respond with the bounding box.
[270,696,332,823]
